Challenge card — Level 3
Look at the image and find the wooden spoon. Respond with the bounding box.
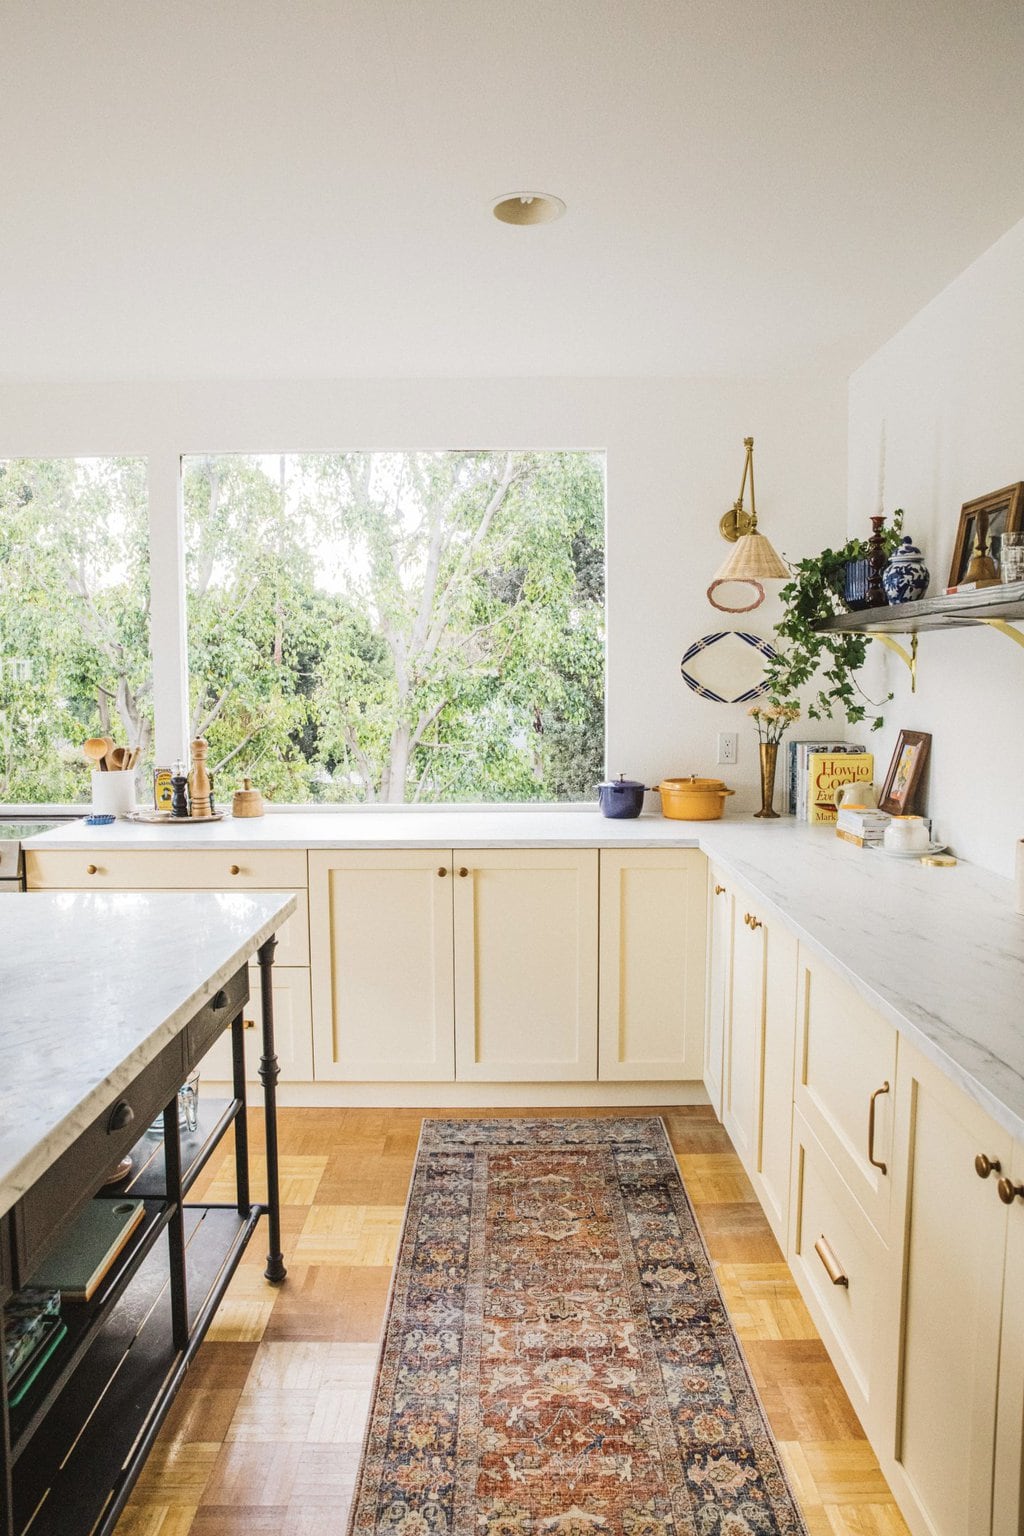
[84,737,113,772]
[108,746,130,771]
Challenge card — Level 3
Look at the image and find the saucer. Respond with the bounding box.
[874,841,947,860]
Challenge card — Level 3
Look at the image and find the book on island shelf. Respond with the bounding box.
[32,1198,145,1303]
[943,579,1003,594]
[807,751,874,824]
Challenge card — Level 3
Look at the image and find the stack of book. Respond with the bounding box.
[786,740,869,819]
[836,805,892,848]
[4,1286,65,1407]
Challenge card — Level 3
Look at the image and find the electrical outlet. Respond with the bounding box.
[717,732,738,765]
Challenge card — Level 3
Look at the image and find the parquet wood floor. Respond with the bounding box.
[114,1107,910,1536]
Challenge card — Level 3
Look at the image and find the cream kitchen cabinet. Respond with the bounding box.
[310,847,599,1083]
[308,849,456,1081]
[598,849,707,1081]
[794,947,896,1239]
[877,1039,1021,1536]
[704,869,733,1117]
[711,877,797,1249]
[454,849,599,1081]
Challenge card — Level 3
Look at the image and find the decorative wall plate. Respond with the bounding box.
[680,630,777,703]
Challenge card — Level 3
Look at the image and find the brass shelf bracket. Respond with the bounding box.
[853,631,918,693]
[978,617,1024,650]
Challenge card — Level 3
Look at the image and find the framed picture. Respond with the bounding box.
[948,483,1024,587]
[879,729,931,816]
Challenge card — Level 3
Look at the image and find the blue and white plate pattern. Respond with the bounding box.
[680,630,778,703]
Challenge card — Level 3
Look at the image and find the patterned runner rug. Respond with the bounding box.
[348,1117,807,1536]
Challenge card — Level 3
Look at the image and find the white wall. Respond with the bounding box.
[0,374,846,812]
[849,217,1024,876]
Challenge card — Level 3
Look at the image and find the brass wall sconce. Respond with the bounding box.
[708,437,788,612]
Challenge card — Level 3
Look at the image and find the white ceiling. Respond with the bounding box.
[3,0,1022,383]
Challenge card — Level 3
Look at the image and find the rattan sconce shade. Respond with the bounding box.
[713,529,789,582]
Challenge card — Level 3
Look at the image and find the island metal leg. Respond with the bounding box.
[231,1010,251,1217]
[257,935,286,1284]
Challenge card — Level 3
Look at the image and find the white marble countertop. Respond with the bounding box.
[0,890,295,1220]
[22,809,1024,1142]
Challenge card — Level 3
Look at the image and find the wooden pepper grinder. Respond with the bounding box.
[189,738,213,819]
[170,758,190,819]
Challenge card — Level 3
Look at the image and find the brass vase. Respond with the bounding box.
[754,741,780,819]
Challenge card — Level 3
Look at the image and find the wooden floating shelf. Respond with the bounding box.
[813,580,1024,637]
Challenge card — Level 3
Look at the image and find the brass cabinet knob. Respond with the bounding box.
[437,866,448,877]
[997,1177,1024,1206]
[975,1153,1002,1179]
[744,913,762,929]
[458,867,470,878]
[243,1017,256,1030]
[714,884,726,896]
[229,864,241,875]
[86,864,99,875]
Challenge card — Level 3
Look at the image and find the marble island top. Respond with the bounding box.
[22,809,1024,1143]
[0,891,295,1220]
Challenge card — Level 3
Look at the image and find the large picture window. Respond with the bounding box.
[184,451,605,803]
[0,458,151,803]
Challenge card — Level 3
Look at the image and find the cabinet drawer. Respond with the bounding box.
[795,947,897,1237]
[198,967,313,1083]
[185,964,249,1067]
[13,1031,186,1285]
[26,848,307,891]
[789,1107,888,1432]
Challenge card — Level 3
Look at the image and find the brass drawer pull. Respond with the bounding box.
[868,1081,890,1174]
[975,1153,1002,1179]
[458,867,469,878]
[229,864,241,876]
[714,884,726,896]
[997,1178,1024,1206]
[86,864,100,875]
[814,1234,849,1287]
[437,866,448,877]
[747,914,762,929]
[243,1018,256,1030]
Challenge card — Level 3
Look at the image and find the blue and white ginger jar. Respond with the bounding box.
[882,535,929,604]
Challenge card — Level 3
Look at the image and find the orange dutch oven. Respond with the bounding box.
[653,775,735,820]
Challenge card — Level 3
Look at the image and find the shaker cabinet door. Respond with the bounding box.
[704,871,733,1118]
[598,849,707,1081]
[453,849,598,1081]
[309,850,456,1081]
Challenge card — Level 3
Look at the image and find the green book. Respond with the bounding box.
[7,1317,67,1407]
[32,1199,145,1302]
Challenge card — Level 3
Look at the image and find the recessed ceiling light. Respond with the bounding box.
[491,192,566,226]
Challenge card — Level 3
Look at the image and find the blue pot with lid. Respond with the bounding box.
[596,774,649,818]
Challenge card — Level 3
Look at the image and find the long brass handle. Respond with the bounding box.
[714,884,726,896]
[868,1081,890,1174]
[975,1153,1002,1179]
[458,867,469,878]
[997,1178,1024,1206]
[814,1235,849,1287]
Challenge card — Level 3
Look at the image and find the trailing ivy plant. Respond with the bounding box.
[764,511,904,730]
